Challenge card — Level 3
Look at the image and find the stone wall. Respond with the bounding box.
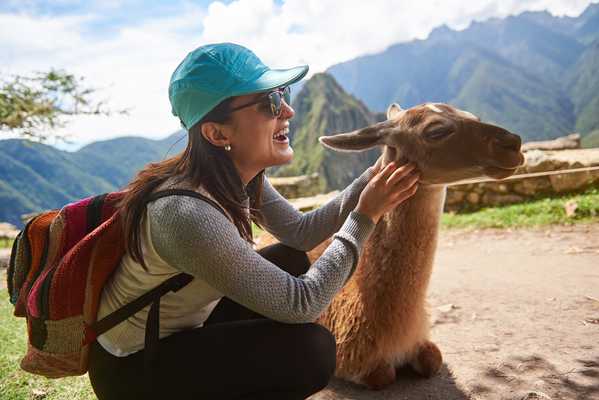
[445,149,599,210]
[267,173,321,199]
[269,149,599,212]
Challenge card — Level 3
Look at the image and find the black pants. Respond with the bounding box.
[88,244,336,400]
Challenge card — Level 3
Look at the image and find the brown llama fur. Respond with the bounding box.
[258,102,524,389]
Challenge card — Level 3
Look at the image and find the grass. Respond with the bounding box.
[0,239,14,249]
[0,277,96,400]
[441,187,599,229]
[252,223,265,239]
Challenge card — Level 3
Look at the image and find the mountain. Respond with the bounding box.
[272,73,385,190]
[521,3,599,44]
[326,3,599,142]
[0,133,187,227]
[567,39,599,134]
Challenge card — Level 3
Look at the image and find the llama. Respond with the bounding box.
[260,102,524,390]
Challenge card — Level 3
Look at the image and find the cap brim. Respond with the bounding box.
[233,65,309,95]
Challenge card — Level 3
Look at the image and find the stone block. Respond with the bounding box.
[549,171,591,193]
[484,182,510,193]
[512,178,552,196]
[523,150,568,173]
[268,173,321,199]
[481,193,524,206]
[445,190,466,205]
[466,192,480,204]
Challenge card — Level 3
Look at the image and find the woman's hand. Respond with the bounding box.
[355,162,420,224]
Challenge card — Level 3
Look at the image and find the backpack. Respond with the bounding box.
[6,188,226,378]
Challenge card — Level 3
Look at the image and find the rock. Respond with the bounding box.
[523,150,569,173]
[481,193,524,206]
[445,190,466,205]
[0,249,10,269]
[549,168,591,192]
[512,178,552,196]
[268,173,321,199]
[466,192,480,204]
[289,191,339,212]
[522,133,581,151]
[0,222,19,239]
[564,200,578,217]
[483,182,510,193]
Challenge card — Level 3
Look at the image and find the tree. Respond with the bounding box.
[0,69,126,142]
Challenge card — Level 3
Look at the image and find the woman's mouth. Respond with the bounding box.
[273,127,289,143]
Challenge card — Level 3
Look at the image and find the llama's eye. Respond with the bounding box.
[424,127,452,141]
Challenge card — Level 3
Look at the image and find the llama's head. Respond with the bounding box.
[319,103,524,184]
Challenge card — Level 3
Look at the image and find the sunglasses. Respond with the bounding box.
[228,86,291,118]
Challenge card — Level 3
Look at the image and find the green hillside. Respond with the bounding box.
[567,39,599,134]
[582,130,599,148]
[273,73,384,190]
[450,48,574,139]
[0,133,187,227]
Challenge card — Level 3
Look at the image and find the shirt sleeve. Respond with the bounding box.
[259,167,375,251]
[147,195,375,324]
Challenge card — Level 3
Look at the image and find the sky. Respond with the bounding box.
[1,0,597,151]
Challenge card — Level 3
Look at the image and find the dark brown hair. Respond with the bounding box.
[118,98,265,270]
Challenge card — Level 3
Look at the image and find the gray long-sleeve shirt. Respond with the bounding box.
[96,168,375,356]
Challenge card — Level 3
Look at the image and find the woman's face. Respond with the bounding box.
[222,90,295,182]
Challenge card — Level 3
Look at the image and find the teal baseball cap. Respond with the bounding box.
[169,42,309,130]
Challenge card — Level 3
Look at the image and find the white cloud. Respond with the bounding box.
[198,0,597,73]
[0,0,596,150]
[1,9,206,149]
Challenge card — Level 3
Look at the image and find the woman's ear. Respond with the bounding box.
[200,122,230,148]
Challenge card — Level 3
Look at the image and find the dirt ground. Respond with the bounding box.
[1,224,597,399]
[309,223,599,400]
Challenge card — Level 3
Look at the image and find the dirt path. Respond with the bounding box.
[2,225,597,399]
[310,223,599,400]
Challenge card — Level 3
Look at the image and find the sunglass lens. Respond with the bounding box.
[269,92,281,117]
[268,87,291,117]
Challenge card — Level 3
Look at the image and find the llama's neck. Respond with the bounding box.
[354,185,446,305]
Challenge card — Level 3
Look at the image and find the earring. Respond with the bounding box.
[224,144,231,151]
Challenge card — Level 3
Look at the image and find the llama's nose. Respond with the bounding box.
[493,130,521,152]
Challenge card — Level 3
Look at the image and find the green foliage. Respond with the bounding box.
[0,133,186,228]
[0,70,125,142]
[0,277,95,399]
[442,187,599,229]
[582,130,599,148]
[273,73,381,191]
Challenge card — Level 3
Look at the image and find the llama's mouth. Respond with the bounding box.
[484,151,525,179]
[483,165,519,179]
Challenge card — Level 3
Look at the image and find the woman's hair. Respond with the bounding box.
[118,98,265,270]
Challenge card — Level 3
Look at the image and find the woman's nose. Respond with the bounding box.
[279,100,294,119]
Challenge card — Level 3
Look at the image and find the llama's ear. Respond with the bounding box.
[387,103,403,120]
[319,120,394,152]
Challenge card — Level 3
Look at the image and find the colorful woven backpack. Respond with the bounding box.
[6,188,223,378]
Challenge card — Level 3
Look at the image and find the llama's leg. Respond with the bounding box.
[362,361,396,390]
[408,340,443,378]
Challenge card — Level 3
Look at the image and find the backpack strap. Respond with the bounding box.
[87,188,231,377]
[87,193,109,232]
[88,272,194,340]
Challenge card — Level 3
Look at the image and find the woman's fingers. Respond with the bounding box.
[385,163,416,186]
[390,181,419,205]
[372,162,399,185]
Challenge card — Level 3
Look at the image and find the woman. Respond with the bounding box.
[88,43,419,399]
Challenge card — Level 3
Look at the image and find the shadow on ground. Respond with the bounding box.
[309,363,470,400]
[477,354,599,400]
